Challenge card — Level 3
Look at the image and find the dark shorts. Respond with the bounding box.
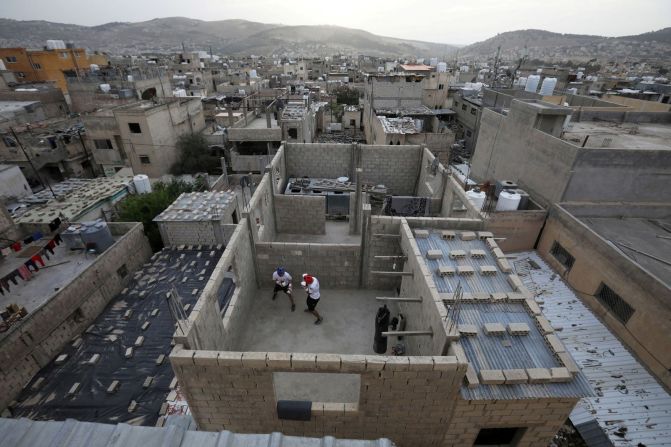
[274,284,291,294]
[306,296,319,311]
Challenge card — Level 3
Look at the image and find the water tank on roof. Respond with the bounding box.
[133,174,152,194]
[539,77,557,96]
[99,84,111,93]
[496,191,521,212]
[512,189,530,210]
[437,62,447,73]
[46,40,66,50]
[525,75,541,93]
[515,76,527,87]
[466,189,486,212]
[80,220,115,253]
[495,180,517,198]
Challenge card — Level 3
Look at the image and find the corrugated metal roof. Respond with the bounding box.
[457,301,593,400]
[0,417,395,447]
[415,233,514,294]
[514,252,671,447]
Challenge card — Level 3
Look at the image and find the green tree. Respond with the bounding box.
[171,133,220,175]
[333,86,360,106]
[116,179,195,251]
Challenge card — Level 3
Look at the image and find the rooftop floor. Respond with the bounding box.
[243,117,279,129]
[562,121,671,150]
[235,288,387,356]
[12,246,228,425]
[0,241,97,316]
[578,216,671,289]
[516,252,671,447]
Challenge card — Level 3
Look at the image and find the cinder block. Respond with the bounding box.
[485,238,499,250]
[527,368,552,383]
[128,400,138,413]
[483,323,506,335]
[470,249,486,258]
[479,369,505,385]
[414,229,429,239]
[550,367,572,382]
[426,249,443,260]
[141,321,151,331]
[465,364,479,388]
[143,376,153,388]
[31,377,45,391]
[71,337,83,349]
[267,352,291,368]
[67,382,81,396]
[478,231,494,240]
[449,250,466,259]
[503,369,528,384]
[457,265,475,276]
[156,354,165,365]
[106,380,120,394]
[55,354,68,365]
[546,334,566,353]
[497,258,513,273]
[491,292,507,301]
[507,323,530,335]
[441,230,456,240]
[316,354,341,370]
[291,353,317,369]
[437,266,455,276]
[88,354,101,365]
[480,265,497,276]
[492,248,505,259]
[458,324,478,336]
[242,352,267,368]
[460,231,476,241]
[525,299,542,315]
[134,336,145,347]
[169,377,178,389]
[125,347,134,359]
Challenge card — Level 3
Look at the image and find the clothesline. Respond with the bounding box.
[0,217,63,250]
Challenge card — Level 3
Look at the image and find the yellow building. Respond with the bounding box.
[0,47,105,94]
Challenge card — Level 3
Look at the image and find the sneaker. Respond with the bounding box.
[291,304,296,312]
[315,317,323,325]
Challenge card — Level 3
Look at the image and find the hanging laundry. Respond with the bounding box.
[23,235,34,245]
[6,272,19,285]
[49,218,62,232]
[54,234,63,245]
[46,240,56,254]
[33,231,44,241]
[11,242,21,252]
[1,279,10,293]
[0,246,11,257]
[31,254,45,267]
[25,259,39,272]
[43,250,50,261]
[17,265,32,280]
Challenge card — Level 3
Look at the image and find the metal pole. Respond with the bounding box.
[77,129,95,177]
[10,126,56,197]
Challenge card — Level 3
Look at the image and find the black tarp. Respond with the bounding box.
[12,245,234,426]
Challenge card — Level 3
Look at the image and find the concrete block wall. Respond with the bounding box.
[274,194,326,235]
[484,209,547,252]
[363,215,404,290]
[360,145,421,196]
[256,242,361,288]
[398,221,451,356]
[269,145,287,194]
[170,347,467,446]
[158,221,218,246]
[247,175,276,242]
[177,220,257,352]
[284,143,352,179]
[0,223,151,411]
[443,397,579,447]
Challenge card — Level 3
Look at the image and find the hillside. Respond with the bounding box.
[457,28,671,63]
[0,17,456,57]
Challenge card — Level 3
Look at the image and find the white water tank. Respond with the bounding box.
[437,62,447,72]
[496,191,521,211]
[133,174,152,194]
[249,69,258,78]
[540,77,557,96]
[515,76,527,87]
[466,189,486,211]
[525,75,541,93]
[99,83,111,93]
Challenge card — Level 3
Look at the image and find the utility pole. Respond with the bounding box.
[9,127,56,197]
[76,129,96,177]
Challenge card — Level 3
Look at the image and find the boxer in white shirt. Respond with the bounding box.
[272,267,295,312]
[301,273,323,325]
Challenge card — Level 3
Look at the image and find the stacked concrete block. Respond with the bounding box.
[503,369,528,384]
[171,346,467,447]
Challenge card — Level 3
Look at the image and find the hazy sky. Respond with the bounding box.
[2,0,670,45]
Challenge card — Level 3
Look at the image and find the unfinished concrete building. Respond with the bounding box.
[167,142,591,447]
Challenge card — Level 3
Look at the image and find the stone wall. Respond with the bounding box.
[284,143,352,179]
[485,208,547,252]
[362,214,404,290]
[170,346,467,446]
[0,222,151,411]
[274,194,326,235]
[255,242,361,288]
[247,175,276,242]
[443,397,579,446]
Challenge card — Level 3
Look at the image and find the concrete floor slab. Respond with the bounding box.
[273,221,361,244]
[235,288,390,355]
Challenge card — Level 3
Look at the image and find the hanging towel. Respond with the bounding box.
[33,231,44,241]
[54,234,63,245]
[1,279,10,293]
[23,236,34,245]
[46,240,56,254]
[17,265,31,280]
[31,254,45,267]
[7,272,19,285]
[11,242,21,252]
[49,218,62,232]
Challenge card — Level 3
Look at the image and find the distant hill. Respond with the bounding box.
[457,28,671,63]
[0,17,457,57]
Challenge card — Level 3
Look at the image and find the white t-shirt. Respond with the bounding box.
[273,271,292,287]
[305,277,320,300]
